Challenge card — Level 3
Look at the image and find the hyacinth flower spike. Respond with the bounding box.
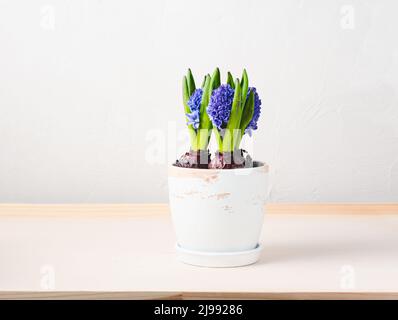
[178,68,220,168]
[182,69,198,150]
[207,69,261,168]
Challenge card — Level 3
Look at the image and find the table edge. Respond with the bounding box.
[1,291,398,300]
[0,203,397,217]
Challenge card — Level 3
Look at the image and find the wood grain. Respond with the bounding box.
[0,203,397,217]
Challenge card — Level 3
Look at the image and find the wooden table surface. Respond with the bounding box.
[0,203,397,300]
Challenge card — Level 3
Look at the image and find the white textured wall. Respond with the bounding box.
[0,0,397,203]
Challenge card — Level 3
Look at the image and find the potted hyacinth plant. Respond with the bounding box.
[175,68,219,168]
[168,68,269,267]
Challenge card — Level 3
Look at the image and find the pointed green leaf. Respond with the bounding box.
[240,90,254,132]
[201,76,206,88]
[183,75,197,149]
[182,76,190,114]
[227,72,235,89]
[187,68,196,96]
[224,78,242,151]
[198,75,213,149]
[210,67,221,90]
[199,75,212,130]
[240,69,248,108]
[226,78,242,129]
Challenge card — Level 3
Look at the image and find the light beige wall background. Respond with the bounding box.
[0,0,397,203]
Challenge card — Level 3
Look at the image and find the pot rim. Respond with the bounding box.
[169,160,269,174]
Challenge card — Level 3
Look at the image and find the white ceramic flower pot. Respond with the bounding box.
[168,161,269,267]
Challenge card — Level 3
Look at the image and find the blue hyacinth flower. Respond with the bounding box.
[186,88,203,130]
[245,87,261,134]
[206,84,235,130]
[186,110,200,129]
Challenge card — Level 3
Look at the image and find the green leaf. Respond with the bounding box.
[224,78,242,152]
[210,67,221,90]
[226,78,242,129]
[188,127,198,151]
[201,76,206,88]
[182,76,190,114]
[187,68,196,96]
[240,90,254,132]
[227,72,235,89]
[240,69,248,108]
[233,89,254,150]
[199,75,212,130]
[197,75,213,150]
[213,128,223,151]
[183,75,197,150]
[221,128,233,153]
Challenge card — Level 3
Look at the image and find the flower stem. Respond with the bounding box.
[197,128,211,150]
[188,128,198,151]
[213,128,223,152]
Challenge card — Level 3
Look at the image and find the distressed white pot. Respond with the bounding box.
[168,161,269,267]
